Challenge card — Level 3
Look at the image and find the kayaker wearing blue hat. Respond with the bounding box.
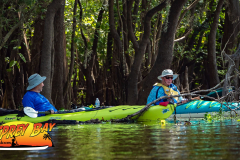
[147,69,187,105]
[22,73,57,116]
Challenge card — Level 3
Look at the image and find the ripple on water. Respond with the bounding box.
[0,120,240,159]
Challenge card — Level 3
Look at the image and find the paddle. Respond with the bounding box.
[24,107,51,118]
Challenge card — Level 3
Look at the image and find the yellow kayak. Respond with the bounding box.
[0,104,175,123]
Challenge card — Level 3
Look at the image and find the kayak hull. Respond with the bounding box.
[0,105,175,123]
[169,100,240,118]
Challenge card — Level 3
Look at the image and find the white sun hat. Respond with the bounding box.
[157,69,178,80]
[26,73,46,90]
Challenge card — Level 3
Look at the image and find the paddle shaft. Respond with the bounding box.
[38,111,51,115]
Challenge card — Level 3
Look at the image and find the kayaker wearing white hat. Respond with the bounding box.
[22,73,57,116]
[147,69,187,105]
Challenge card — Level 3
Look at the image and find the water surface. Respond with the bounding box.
[0,119,240,159]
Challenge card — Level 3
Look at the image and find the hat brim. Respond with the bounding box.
[158,74,178,81]
[26,76,46,91]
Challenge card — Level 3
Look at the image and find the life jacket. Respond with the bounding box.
[153,83,180,104]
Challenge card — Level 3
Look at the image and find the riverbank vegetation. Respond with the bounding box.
[1,0,240,109]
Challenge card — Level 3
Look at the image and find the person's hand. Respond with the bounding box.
[191,96,201,100]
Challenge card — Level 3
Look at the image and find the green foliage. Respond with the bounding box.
[18,53,26,63]
[77,90,86,105]
[13,46,21,50]
[88,104,95,108]
[5,57,9,63]
[9,60,17,68]
[1,0,51,81]
[204,113,212,121]
[1,0,238,106]
[64,0,111,84]
[18,0,37,5]
[217,69,227,76]
[203,106,238,121]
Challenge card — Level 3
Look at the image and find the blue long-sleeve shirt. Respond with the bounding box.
[147,83,183,105]
[22,91,57,116]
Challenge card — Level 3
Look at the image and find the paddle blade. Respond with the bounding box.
[24,107,38,118]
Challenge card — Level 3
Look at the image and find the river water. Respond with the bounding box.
[0,119,240,159]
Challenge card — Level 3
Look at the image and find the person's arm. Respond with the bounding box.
[176,88,200,103]
[22,95,35,109]
[147,86,165,105]
[191,96,201,100]
[175,88,188,103]
[36,93,57,114]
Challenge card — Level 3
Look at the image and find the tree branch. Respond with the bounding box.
[78,0,88,53]
[177,0,200,28]
[124,73,240,120]
[174,29,192,42]
[127,0,139,50]
[0,22,21,51]
[63,0,77,99]
[109,0,122,52]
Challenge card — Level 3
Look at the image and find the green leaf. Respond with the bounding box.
[13,46,21,50]
[5,57,9,63]
[19,53,26,63]
[7,68,12,72]
[16,62,20,69]
[9,60,17,67]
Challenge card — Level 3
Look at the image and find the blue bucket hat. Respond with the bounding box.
[27,73,46,90]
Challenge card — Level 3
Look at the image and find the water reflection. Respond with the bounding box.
[0,120,240,159]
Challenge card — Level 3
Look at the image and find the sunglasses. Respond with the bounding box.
[165,76,173,79]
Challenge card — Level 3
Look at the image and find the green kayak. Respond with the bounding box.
[0,104,175,123]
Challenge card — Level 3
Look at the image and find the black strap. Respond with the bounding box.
[156,86,162,99]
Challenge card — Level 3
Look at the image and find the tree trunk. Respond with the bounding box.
[85,3,105,104]
[63,0,77,103]
[151,13,162,68]
[145,39,152,71]
[132,0,140,32]
[127,1,167,104]
[40,0,64,101]
[122,0,131,71]
[14,64,24,108]
[222,0,240,55]
[105,31,114,105]
[138,0,188,105]
[109,0,125,105]
[2,54,16,109]
[109,0,123,54]
[30,18,45,75]
[206,0,224,87]
[52,1,65,109]
[72,69,78,105]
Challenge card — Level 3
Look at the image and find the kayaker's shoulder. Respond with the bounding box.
[24,91,36,96]
[23,91,40,101]
[169,84,178,90]
[169,83,176,87]
[152,85,163,91]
